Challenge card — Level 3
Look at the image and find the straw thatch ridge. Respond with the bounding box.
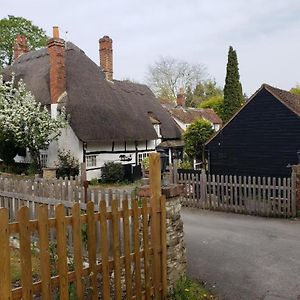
[3,42,182,143]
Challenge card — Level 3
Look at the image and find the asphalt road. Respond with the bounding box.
[182,208,300,300]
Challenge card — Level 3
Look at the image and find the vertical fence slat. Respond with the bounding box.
[133,200,142,299]
[112,199,122,300]
[55,204,69,299]
[122,198,132,300]
[38,205,51,300]
[99,200,111,300]
[142,198,151,299]
[87,201,98,299]
[18,206,33,300]
[71,202,84,299]
[0,208,12,300]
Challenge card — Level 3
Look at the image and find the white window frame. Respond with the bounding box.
[40,153,48,168]
[138,152,151,165]
[86,155,97,168]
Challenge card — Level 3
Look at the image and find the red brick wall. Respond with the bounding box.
[48,38,66,104]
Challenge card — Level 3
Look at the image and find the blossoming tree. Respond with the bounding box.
[0,75,68,169]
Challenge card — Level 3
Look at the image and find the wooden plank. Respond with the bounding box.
[112,199,122,300]
[71,202,84,299]
[278,177,282,217]
[257,177,261,216]
[55,204,69,299]
[212,174,216,209]
[38,205,51,300]
[233,175,238,213]
[291,172,296,217]
[142,199,151,299]
[262,177,267,216]
[242,176,247,213]
[87,201,98,299]
[99,200,111,300]
[160,195,168,298]
[216,175,220,209]
[272,177,276,217]
[149,153,162,299]
[133,200,142,299]
[282,178,287,218]
[267,177,271,217]
[122,198,132,300]
[0,208,12,300]
[18,206,33,300]
[252,176,256,214]
[224,175,228,211]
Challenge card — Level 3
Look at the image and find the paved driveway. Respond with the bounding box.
[182,208,300,300]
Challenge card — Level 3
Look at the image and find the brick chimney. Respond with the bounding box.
[176,88,185,107]
[99,36,113,81]
[13,35,29,61]
[47,26,66,104]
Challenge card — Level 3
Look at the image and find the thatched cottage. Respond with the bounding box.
[3,27,181,180]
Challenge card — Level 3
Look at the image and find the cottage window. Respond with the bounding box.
[40,154,48,168]
[86,155,97,167]
[138,152,150,164]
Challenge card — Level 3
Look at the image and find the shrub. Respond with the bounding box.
[101,161,124,183]
[89,177,99,186]
[55,149,79,179]
[178,160,192,169]
[142,157,150,170]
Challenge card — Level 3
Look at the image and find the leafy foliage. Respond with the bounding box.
[147,56,207,102]
[55,149,79,178]
[101,161,125,183]
[222,46,243,122]
[0,75,68,170]
[290,84,300,96]
[184,119,215,159]
[186,80,223,108]
[198,95,224,120]
[0,15,47,67]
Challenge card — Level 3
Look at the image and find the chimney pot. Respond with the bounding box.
[53,26,59,39]
[99,35,113,81]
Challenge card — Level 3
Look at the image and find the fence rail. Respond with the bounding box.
[0,153,167,299]
[178,169,296,218]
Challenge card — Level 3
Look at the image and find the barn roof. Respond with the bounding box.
[206,83,300,145]
[2,42,181,143]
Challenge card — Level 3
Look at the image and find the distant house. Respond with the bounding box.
[159,89,222,163]
[3,27,181,180]
[206,84,300,177]
[163,89,222,132]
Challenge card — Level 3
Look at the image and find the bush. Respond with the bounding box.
[55,149,79,179]
[89,177,99,186]
[198,95,224,120]
[101,161,125,183]
[178,160,193,169]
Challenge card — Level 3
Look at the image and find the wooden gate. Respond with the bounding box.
[178,169,296,218]
[0,153,167,300]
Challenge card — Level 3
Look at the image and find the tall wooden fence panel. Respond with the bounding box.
[178,169,296,218]
[0,197,167,300]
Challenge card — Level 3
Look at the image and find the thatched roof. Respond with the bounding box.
[3,42,181,143]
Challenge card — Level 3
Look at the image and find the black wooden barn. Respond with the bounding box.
[206,84,300,178]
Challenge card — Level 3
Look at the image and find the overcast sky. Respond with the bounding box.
[2,0,300,96]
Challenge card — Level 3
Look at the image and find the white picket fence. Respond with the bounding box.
[178,170,296,218]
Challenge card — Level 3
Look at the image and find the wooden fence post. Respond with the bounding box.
[149,153,163,299]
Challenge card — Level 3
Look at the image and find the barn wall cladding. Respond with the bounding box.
[206,86,300,178]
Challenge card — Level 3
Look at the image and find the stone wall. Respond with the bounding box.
[137,184,187,290]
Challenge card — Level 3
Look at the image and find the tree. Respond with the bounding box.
[146,56,207,102]
[198,95,224,119]
[290,84,300,96]
[222,46,243,122]
[184,119,215,159]
[186,79,223,107]
[0,132,18,164]
[0,76,67,169]
[0,15,47,67]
